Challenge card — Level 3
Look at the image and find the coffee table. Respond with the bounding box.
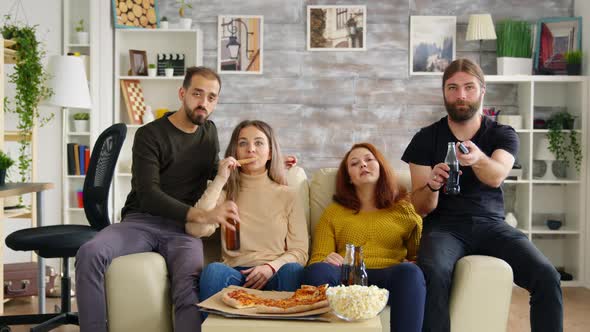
[202,312,382,332]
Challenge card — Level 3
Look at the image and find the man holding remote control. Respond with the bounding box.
[402,58,563,332]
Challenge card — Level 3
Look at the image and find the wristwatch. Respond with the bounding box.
[426,183,440,192]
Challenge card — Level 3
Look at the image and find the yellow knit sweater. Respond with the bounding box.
[308,200,422,269]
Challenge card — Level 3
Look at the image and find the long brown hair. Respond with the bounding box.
[442,58,485,90]
[224,120,286,201]
[333,143,407,212]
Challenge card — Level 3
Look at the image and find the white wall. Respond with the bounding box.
[574,0,590,289]
[0,0,63,265]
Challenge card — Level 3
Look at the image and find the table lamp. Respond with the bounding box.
[466,14,497,67]
[534,138,557,180]
[46,55,92,109]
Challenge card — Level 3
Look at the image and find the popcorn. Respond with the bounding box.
[326,285,389,321]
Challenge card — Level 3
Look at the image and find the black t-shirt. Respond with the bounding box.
[121,113,220,223]
[401,115,519,222]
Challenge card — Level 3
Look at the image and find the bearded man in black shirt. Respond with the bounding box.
[402,59,562,332]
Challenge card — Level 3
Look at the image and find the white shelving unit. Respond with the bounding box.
[112,28,203,222]
[61,0,99,228]
[487,75,588,286]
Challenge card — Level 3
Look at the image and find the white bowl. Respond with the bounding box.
[326,285,389,321]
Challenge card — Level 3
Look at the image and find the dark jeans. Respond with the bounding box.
[75,213,204,332]
[304,262,426,332]
[418,216,563,332]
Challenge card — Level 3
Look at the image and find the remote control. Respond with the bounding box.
[458,143,469,154]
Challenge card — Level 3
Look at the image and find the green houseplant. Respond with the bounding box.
[564,50,582,75]
[2,15,54,185]
[148,63,157,77]
[72,112,90,132]
[160,16,169,29]
[0,150,15,185]
[165,62,174,77]
[496,20,532,75]
[176,0,193,29]
[546,112,582,172]
[74,18,88,45]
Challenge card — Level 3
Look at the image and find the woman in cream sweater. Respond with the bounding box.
[188,120,308,303]
[303,142,425,332]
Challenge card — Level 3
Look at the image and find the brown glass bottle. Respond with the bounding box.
[225,219,240,250]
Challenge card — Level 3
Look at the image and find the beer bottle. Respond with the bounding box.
[443,142,461,195]
[225,218,240,250]
[340,243,355,285]
[352,246,368,286]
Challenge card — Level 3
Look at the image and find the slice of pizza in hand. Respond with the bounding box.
[237,157,258,166]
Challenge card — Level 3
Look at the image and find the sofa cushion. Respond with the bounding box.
[309,168,411,234]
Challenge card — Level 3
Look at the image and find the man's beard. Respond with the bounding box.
[184,101,208,125]
[444,96,482,122]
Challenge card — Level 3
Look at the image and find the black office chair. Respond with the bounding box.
[0,123,126,332]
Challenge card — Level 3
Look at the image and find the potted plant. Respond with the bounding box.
[0,150,15,185]
[148,63,157,77]
[2,16,54,185]
[72,112,90,132]
[75,19,88,45]
[564,50,582,75]
[165,62,174,78]
[177,0,193,30]
[496,20,532,75]
[160,16,169,29]
[546,112,582,172]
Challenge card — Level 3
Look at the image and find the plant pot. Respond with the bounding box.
[165,68,174,78]
[148,68,157,77]
[73,120,89,132]
[179,18,192,30]
[0,169,6,186]
[497,57,532,75]
[566,63,581,75]
[76,32,89,45]
[160,21,169,29]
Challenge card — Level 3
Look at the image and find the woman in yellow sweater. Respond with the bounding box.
[304,142,425,332]
[188,120,308,303]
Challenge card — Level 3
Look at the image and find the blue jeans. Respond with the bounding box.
[199,262,304,303]
[304,262,425,332]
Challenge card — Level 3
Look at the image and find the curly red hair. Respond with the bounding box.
[333,143,408,212]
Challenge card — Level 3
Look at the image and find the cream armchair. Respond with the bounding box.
[105,166,513,332]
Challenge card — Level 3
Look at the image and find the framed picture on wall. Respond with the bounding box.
[409,16,456,75]
[217,15,264,74]
[307,5,367,51]
[112,0,160,29]
[534,16,582,75]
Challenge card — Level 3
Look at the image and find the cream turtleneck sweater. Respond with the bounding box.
[186,171,309,271]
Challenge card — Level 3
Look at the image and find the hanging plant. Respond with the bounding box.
[546,112,582,172]
[2,15,54,183]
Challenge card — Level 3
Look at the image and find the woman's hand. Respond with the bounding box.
[323,252,344,266]
[216,157,240,182]
[241,265,274,289]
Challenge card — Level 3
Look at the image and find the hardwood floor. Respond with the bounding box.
[1,287,589,331]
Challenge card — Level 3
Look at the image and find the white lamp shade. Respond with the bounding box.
[535,138,556,161]
[46,55,92,109]
[466,14,497,41]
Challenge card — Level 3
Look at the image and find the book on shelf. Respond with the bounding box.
[67,143,76,175]
[84,146,90,174]
[66,143,90,176]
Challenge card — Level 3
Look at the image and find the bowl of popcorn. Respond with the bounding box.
[326,285,389,321]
